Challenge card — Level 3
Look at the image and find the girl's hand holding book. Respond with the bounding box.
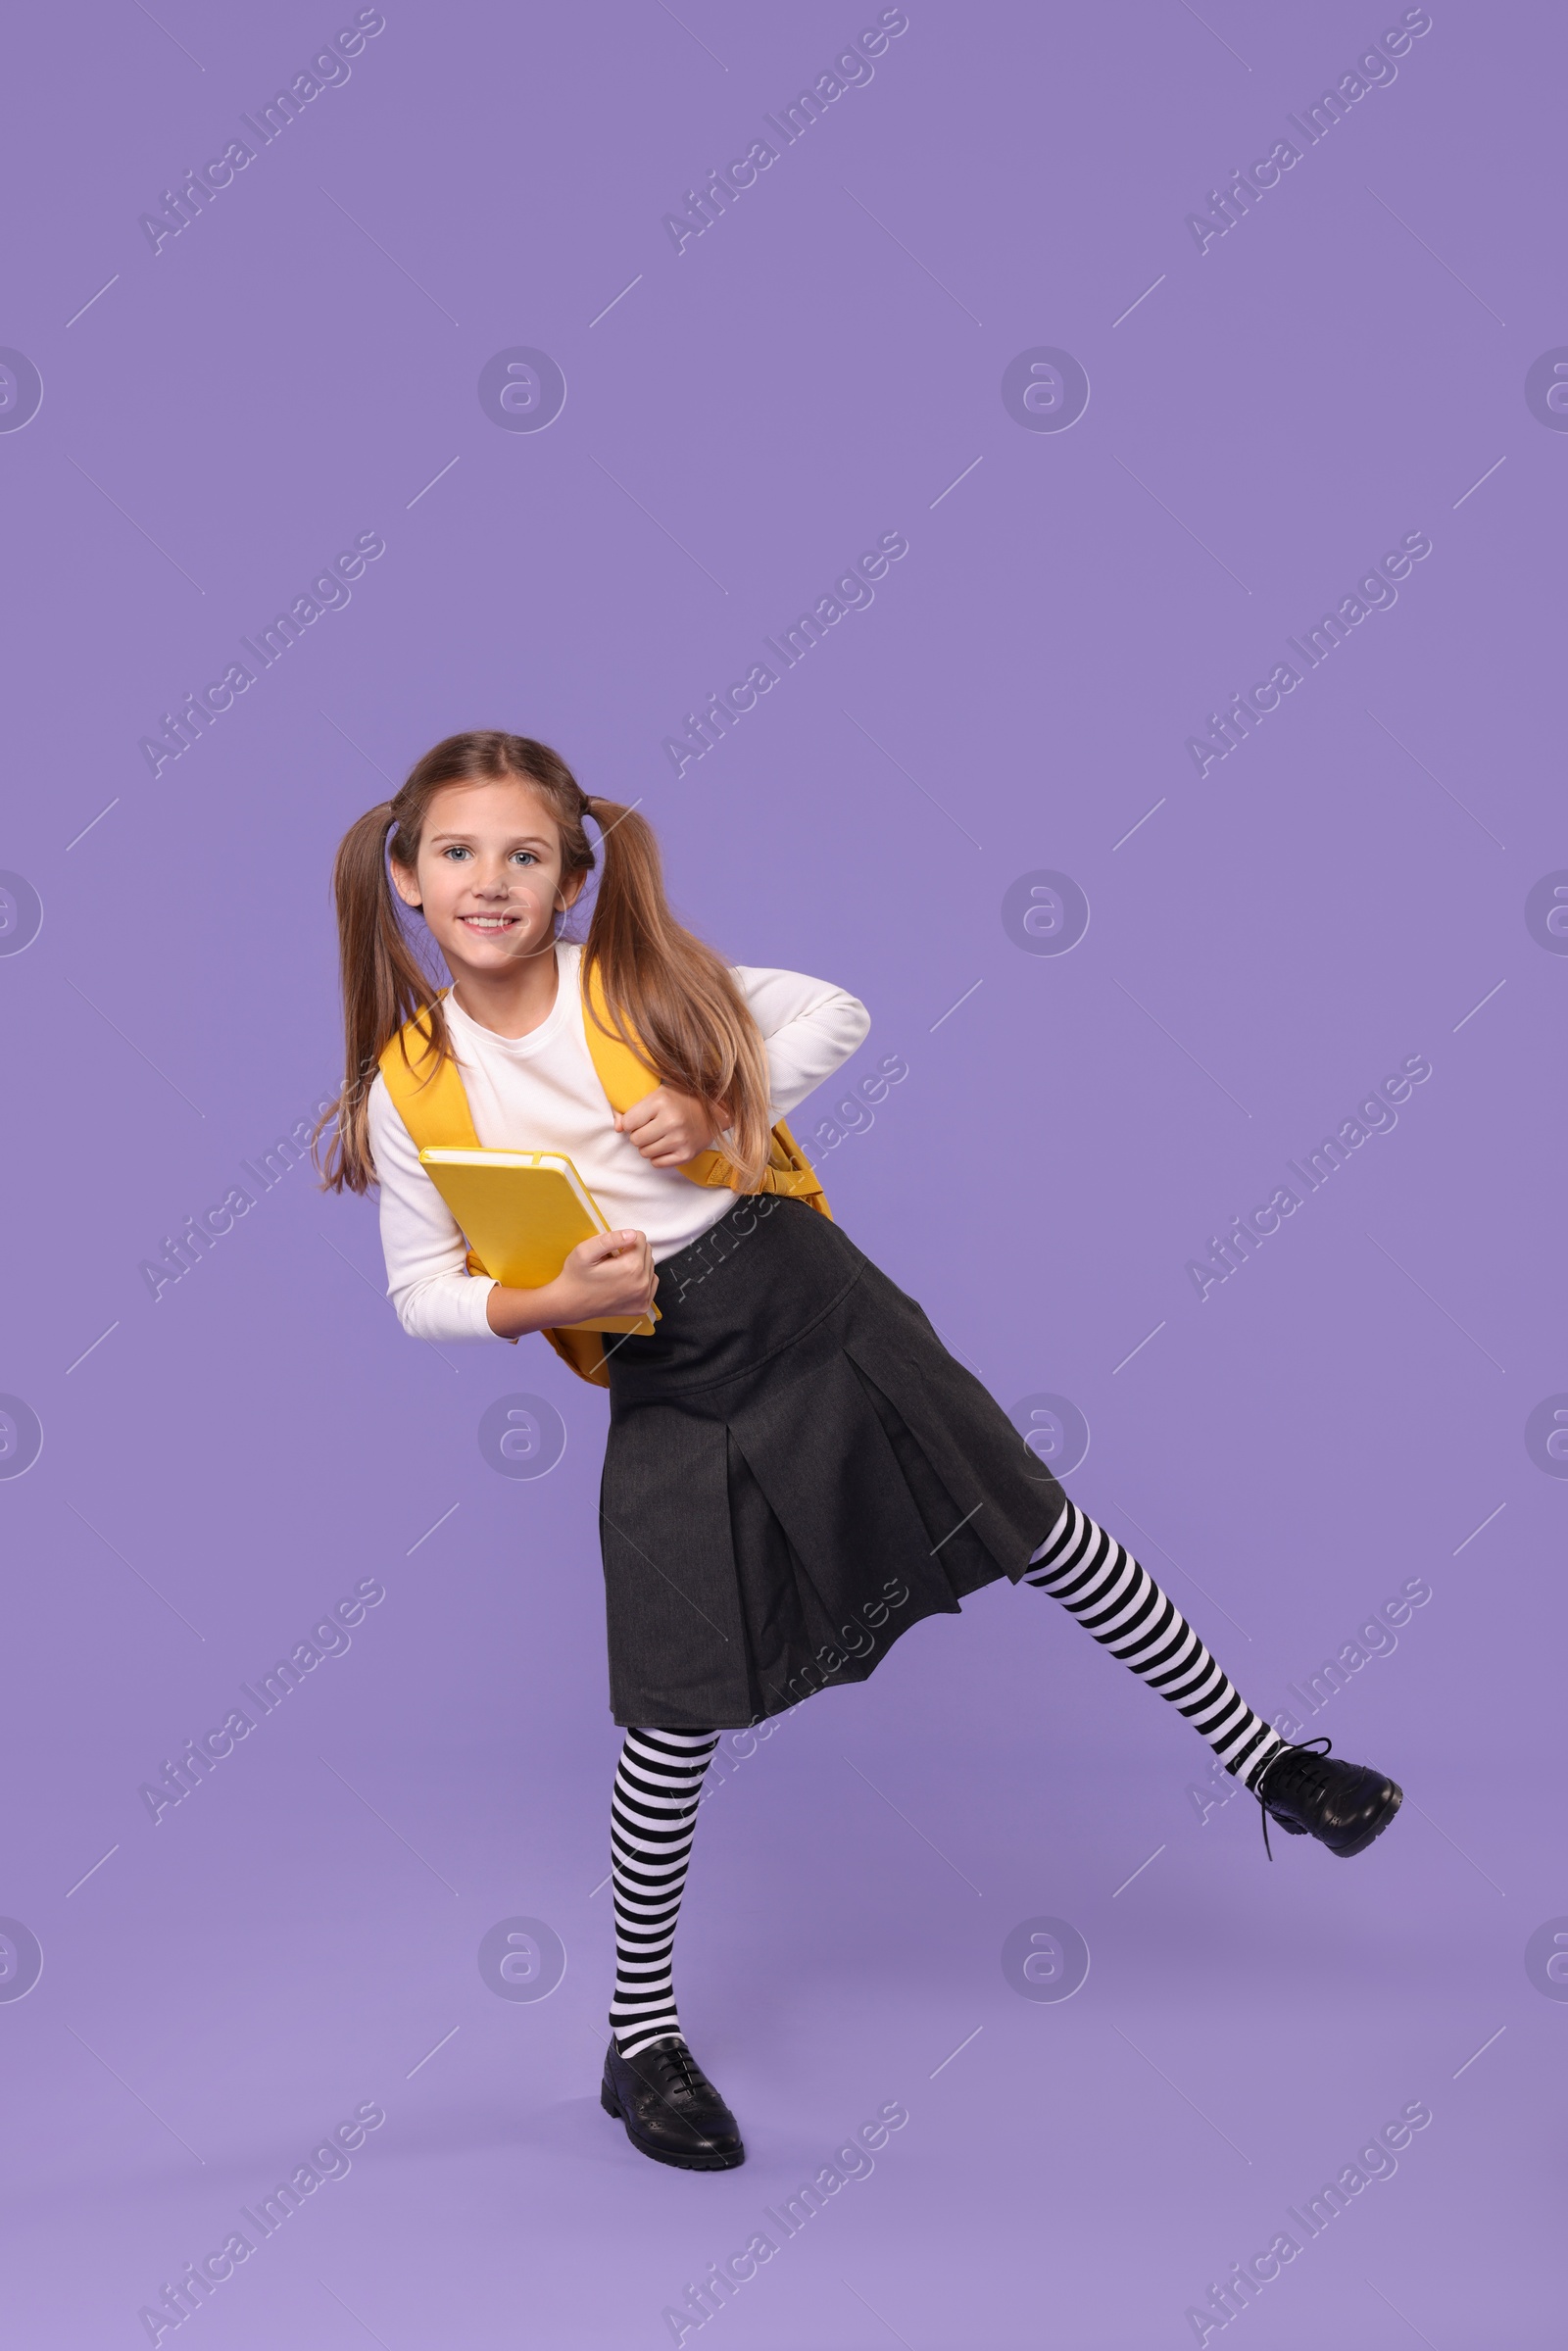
[485,1229,656,1339]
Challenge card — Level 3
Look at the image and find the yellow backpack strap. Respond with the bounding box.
[377,1004,486,1281]
[377,1004,481,1151]
[378,1004,613,1389]
[580,959,832,1220]
[580,956,665,1111]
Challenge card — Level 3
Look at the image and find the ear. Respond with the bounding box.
[388,858,422,912]
[557,869,587,911]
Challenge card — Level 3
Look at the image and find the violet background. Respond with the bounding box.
[1,3,1561,2343]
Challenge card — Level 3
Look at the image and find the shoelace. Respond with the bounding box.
[643,2039,708,2105]
[1251,1735,1333,1861]
[633,2039,729,2145]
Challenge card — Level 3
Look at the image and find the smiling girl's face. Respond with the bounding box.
[389,776,582,982]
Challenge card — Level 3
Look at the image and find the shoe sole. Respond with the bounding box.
[600,2079,746,2170]
[1328,1779,1403,1858]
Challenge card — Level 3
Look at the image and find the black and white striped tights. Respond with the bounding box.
[608,1497,1286,2056]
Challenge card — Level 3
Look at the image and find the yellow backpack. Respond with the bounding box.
[377,958,831,1387]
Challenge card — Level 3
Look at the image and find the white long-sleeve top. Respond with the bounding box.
[367,941,870,1344]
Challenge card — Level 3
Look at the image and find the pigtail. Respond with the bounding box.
[584,797,774,1192]
[316,800,449,1194]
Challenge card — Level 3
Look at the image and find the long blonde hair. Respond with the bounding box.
[317,731,772,1195]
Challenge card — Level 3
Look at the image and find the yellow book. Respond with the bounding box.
[417,1148,660,1336]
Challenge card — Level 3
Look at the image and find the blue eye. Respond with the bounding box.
[442,845,472,861]
[512,851,538,866]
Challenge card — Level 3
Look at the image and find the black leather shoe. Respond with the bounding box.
[1252,1737,1403,1859]
[601,2035,745,2171]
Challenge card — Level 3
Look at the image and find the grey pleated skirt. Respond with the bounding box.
[599,1195,1069,1728]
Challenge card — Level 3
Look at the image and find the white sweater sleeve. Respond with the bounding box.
[366,1073,505,1345]
[735,967,871,1115]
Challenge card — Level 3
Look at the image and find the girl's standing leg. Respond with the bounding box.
[608,1726,718,2057]
[1023,1498,1402,1855]
[601,1726,745,2170]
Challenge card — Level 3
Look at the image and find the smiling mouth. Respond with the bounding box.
[460,913,521,931]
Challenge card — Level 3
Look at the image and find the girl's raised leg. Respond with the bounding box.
[1023,1498,1402,1857]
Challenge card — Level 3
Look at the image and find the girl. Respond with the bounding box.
[321,731,1401,2175]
